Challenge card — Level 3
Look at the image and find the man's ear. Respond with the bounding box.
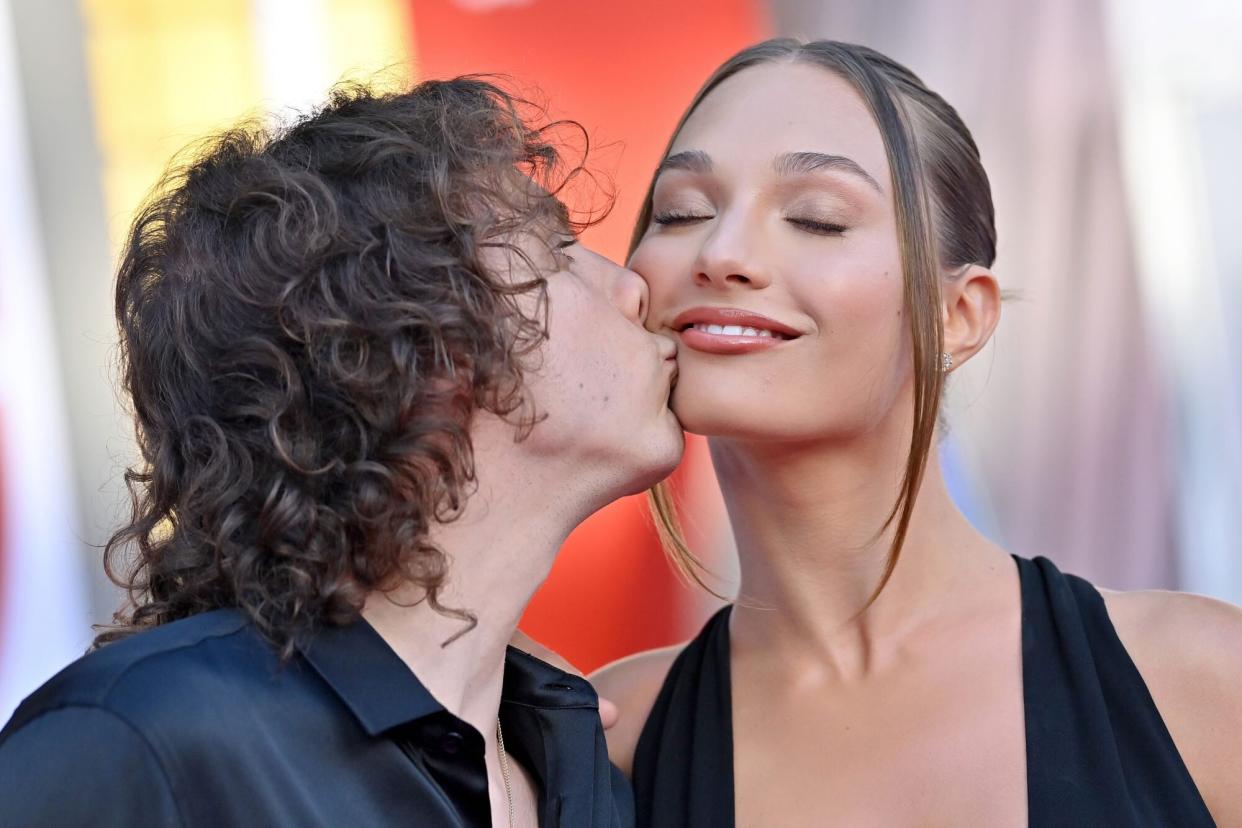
[942,265,1001,369]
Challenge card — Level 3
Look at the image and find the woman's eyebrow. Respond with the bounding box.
[774,151,883,193]
[656,149,713,176]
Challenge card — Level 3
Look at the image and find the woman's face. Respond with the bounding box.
[631,62,911,443]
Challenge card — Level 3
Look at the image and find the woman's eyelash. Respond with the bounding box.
[788,217,847,235]
[652,212,846,235]
[653,211,712,226]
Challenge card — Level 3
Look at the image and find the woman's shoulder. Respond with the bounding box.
[1101,586,1242,703]
[1102,587,1242,824]
[591,644,687,777]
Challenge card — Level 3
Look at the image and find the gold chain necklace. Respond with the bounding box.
[496,717,514,828]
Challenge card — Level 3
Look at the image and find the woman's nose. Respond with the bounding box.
[692,221,772,290]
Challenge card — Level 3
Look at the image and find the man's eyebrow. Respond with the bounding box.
[656,150,713,176]
[549,199,572,233]
[774,151,883,193]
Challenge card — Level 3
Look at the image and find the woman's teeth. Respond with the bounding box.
[692,323,777,338]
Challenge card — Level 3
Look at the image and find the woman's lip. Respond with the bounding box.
[678,326,790,355]
[670,306,802,339]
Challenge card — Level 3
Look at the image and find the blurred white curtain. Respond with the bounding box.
[770,0,1178,589]
[1107,0,1242,602]
[0,0,92,723]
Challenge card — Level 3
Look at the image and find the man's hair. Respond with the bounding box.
[97,77,591,656]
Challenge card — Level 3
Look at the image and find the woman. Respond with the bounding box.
[593,39,1241,826]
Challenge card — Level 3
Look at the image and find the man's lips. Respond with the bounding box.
[670,307,801,355]
[657,337,678,386]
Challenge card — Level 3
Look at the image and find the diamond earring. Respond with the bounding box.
[941,352,954,371]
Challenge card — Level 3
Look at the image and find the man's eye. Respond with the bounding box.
[653,211,712,226]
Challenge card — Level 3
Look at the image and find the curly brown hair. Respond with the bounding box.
[98,77,594,656]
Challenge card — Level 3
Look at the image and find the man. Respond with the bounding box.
[0,78,682,826]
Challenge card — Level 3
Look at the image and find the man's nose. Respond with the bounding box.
[609,262,649,325]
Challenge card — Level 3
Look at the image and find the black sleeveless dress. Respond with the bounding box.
[632,556,1215,826]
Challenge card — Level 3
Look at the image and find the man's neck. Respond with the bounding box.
[360,422,602,742]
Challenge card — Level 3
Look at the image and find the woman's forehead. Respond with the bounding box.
[671,62,890,186]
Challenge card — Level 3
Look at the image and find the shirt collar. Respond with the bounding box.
[501,645,601,710]
[300,619,600,736]
[299,617,442,736]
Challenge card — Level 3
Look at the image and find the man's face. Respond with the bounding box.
[509,231,685,498]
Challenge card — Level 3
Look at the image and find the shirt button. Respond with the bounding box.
[438,731,465,755]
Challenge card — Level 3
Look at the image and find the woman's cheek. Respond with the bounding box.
[630,242,686,318]
[791,238,903,322]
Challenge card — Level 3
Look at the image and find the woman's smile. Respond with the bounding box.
[671,306,802,354]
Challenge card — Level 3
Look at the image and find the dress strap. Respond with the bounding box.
[633,605,734,828]
[1017,555,1214,826]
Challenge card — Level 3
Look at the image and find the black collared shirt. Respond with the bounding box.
[0,609,633,827]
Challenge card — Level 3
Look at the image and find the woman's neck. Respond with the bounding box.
[712,430,1004,678]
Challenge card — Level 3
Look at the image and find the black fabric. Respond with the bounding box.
[1020,556,1213,825]
[0,608,634,828]
[632,555,1214,827]
[633,602,735,828]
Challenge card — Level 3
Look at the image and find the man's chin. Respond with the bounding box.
[622,429,685,495]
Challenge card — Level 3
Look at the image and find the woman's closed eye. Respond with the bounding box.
[653,210,715,227]
[786,216,848,236]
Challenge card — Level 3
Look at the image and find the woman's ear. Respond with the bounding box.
[942,265,1001,369]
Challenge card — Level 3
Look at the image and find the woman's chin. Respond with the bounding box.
[672,406,790,442]
[671,397,838,443]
